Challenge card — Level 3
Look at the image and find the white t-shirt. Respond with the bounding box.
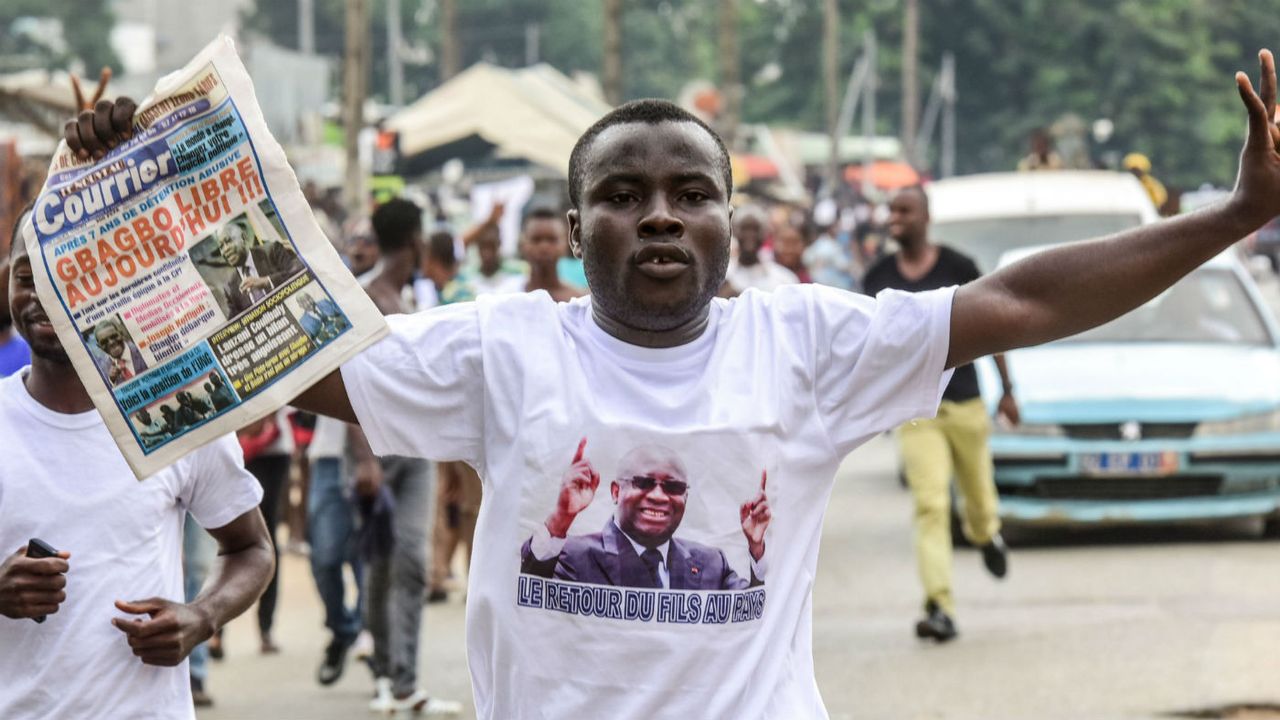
[0,372,263,720]
[727,258,801,293]
[470,271,527,297]
[341,285,954,720]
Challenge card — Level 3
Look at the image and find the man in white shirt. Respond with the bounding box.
[78,52,1280,719]
[726,205,799,293]
[0,220,274,719]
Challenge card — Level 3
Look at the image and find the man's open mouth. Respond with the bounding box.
[634,244,691,279]
[640,507,670,520]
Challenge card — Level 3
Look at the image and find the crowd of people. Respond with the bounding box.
[0,152,1174,715]
[4,48,1280,720]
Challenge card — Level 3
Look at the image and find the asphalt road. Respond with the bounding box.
[200,428,1280,720]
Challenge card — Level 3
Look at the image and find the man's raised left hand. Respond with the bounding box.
[1231,50,1280,226]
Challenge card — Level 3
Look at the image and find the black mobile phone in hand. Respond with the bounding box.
[25,538,59,623]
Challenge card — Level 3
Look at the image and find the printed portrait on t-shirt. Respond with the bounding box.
[517,433,772,595]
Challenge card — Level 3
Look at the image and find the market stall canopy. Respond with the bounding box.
[385,62,611,177]
[843,160,922,190]
[768,129,903,167]
[0,69,79,151]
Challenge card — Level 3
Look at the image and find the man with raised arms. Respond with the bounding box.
[70,52,1280,720]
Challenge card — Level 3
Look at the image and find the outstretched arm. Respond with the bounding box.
[292,369,357,424]
[949,51,1280,369]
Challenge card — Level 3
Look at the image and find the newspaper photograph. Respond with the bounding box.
[22,35,387,478]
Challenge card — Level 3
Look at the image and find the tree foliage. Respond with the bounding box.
[234,0,1278,188]
[0,0,119,75]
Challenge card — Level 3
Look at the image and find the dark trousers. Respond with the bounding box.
[248,454,291,636]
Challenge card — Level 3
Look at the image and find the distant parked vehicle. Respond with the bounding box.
[926,170,1160,273]
[1247,215,1280,273]
[976,245,1280,534]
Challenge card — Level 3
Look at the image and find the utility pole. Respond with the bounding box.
[860,29,877,198]
[343,0,370,219]
[603,0,623,105]
[298,0,315,54]
[940,53,956,178]
[823,0,839,196]
[525,22,541,66]
[718,0,740,149]
[901,0,918,166]
[440,0,460,80]
[387,0,404,106]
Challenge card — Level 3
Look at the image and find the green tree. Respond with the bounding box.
[0,1,119,75]
[240,0,431,102]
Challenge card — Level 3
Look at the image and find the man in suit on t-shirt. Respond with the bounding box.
[862,185,1021,643]
[519,441,769,590]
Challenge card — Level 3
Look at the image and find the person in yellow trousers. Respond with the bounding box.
[862,185,1020,642]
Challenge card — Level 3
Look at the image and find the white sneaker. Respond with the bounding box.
[369,677,394,714]
[420,697,463,717]
[353,630,375,661]
[390,689,462,716]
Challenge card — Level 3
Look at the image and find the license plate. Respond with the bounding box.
[1079,451,1180,476]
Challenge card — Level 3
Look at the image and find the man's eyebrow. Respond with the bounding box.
[594,171,645,186]
[671,171,719,186]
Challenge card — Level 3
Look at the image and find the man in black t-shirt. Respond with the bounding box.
[863,185,1020,643]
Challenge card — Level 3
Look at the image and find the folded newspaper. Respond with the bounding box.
[22,36,388,478]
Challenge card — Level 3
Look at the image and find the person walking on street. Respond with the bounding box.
[521,207,587,302]
[862,185,1020,642]
[235,408,294,655]
[726,206,800,293]
[356,198,459,715]
[0,210,274,719]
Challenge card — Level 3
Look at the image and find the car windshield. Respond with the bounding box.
[1058,268,1271,346]
[933,214,1143,272]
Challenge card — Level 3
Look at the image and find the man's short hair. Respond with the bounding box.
[219,217,253,243]
[894,184,930,214]
[567,99,733,210]
[371,198,423,254]
[522,206,562,229]
[426,231,457,266]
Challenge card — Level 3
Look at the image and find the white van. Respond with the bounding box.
[926,170,1160,272]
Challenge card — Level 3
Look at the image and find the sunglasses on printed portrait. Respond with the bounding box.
[625,475,689,496]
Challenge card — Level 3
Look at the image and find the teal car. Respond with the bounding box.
[976,247,1280,532]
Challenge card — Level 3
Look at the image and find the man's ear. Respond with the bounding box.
[567,209,583,259]
[610,480,620,503]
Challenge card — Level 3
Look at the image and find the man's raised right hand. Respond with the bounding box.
[546,437,599,538]
[0,546,70,620]
[65,97,136,161]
